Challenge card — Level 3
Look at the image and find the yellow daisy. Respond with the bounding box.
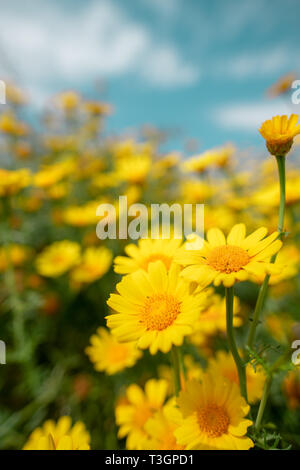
[70,246,112,284]
[23,416,90,450]
[175,375,254,450]
[106,261,206,354]
[115,379,168,450]
[177,224,282,287]
[35,241,81,278]
[114,238,183,274]
[259,114,300,155]
[207,350,265,404]
[143,401,185,450]
[85,327,142,375]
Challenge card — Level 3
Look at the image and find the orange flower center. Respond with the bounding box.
[197,404,229,438]
[140,293,180,331]
[141,254,172,271]
[206,245,250,273]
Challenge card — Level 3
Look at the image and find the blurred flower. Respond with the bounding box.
[267,73,297,98]
[35,241,81,277]
[0,113,28,135]
[0,168,31,196]
[0,244,30,271]
[283,368,300,409]
[182,145,234,174]
[114,238,183,274]
[40,293,61,316]
[63,201,101,227]
[85,327,142,375]
[70,246,112,284]
[73,374,92,401]
[175,375,253,450]
[206,350,265,404]
[115,379,168,450]
[33,158,75,189]
[116,154,151,185]
[56,91,80,111]
[178,224,282,287]
[23,416,90,450]
[83,101,113,116]
[259,114,300,156]
[143,401,184,450]
[265,313,296,344]
[107,261,206,355]
[14,141,32,160]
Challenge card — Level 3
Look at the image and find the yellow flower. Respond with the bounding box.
[115,379,168,450]
[36,241,81,277]
[175,375,253,450]
[182,152,217,174]
[177,224,282,287]
[143,401,185,450]
[70,246,112,284]
[85,327,142,375]
[182,146,234,174]
[63,200,103,227]
[114,238,183,274]
[259,114,300,156]
[33,159,75,189]
[0,168,31,196]
[267,73,297,97]
[106,261,206,354]
[116,154,151,184]
[23,416,90,450]
[0,244,30,271]
[206,350,265,404]
[57,91,80,111]
[189,290,242,346]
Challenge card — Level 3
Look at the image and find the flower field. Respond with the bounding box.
[0,83,300,450]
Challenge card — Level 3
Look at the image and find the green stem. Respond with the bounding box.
[247,155,286,350]
[255,376,272,430]
[255,352,289,430]
[171,346,181,396]
[226,287,248,401]
[275,155,286,237]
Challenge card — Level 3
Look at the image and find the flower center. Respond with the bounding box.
[141,254,172,271]
[140,293,180,331]
[206,245,250,273]
[197,404,229,438]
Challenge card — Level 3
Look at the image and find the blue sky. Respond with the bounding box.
[1,0,300,152]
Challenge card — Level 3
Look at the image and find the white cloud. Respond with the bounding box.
[214,46,294,79]
[142,47,200,87]
[0,0,199,91]
[214,100,292,131]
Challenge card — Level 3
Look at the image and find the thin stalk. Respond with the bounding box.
[247,155,286,350]
[255,376,272,430]
[226,287,248,401]
[171,346,181,396]
[255,352,289,430]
